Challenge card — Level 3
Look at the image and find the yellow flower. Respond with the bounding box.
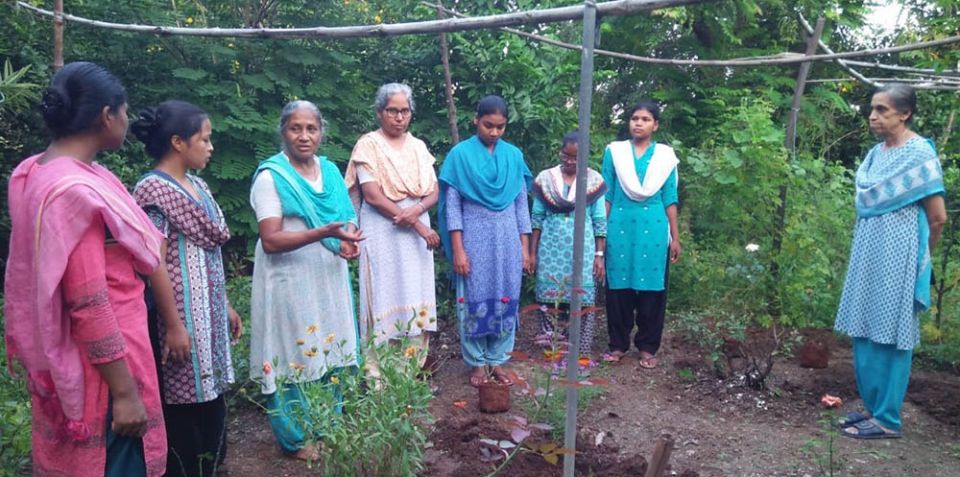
[290,362,306,372]
[304,347,319,358]
[418,307,429,318]
[306,324,319,334]
[329,376,340,385]
[324,333,336,345]
[415,318,427,329]
[296,339,305,346]
[404,346,418,359]
[373,14,382,23]
[186,16,194,25]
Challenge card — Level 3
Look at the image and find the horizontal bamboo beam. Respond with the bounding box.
[14,0,709,39]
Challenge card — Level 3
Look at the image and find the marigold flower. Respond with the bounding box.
[262,361,273,375]
[304,347,319,358]
[324,333,336,345]
[418,306,430,318]
[306,324,319,334]
[404,346,418,359]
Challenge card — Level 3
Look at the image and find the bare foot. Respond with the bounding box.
[490,366,514,386]
[638,351,658,369]
[469,367,487,387]
[293,443,320,461]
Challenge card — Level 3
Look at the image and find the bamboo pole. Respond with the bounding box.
[797,12,876,87]
[15,0,708,39]
[53,0,64,71]
[563,1,597,475]
[770,17,825,318]
[424,2,960,68]
[436,1,459,145]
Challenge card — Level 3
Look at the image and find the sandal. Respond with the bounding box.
[490,366,514,386]
[841,419,901,440]
[469,367,487,387]
[638,352,658,369]
[837,411,871,429]
[602,350,626,363]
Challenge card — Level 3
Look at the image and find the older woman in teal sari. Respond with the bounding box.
[835,84,947,440]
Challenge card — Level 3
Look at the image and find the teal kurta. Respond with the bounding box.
[601,142,678,291]
[532,183,607,304]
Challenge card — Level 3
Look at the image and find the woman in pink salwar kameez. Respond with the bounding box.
[4,62,167,477]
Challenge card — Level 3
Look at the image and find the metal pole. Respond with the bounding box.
[563,1,597,475]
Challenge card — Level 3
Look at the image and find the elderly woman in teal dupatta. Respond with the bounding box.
[530,132,607,358]
[248,101,364,460]
[439,95,533,387]
[835,84,947,440]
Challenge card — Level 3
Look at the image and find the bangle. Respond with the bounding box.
[595,251,604,257]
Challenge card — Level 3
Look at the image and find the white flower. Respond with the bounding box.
[745,243,760,253]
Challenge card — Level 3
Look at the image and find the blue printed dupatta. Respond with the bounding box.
[855,137,945,310]
[253,152,357,254]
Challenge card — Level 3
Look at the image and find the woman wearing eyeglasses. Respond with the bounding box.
[529,131,607,359]
[345,83,440,381]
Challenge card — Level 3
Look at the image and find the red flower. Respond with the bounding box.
[457,297,465,303]
[500,296,510,304]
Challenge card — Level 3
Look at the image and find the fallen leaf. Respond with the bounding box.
[820,394,843,408]
[511,427,531,443]
[507,351,531,361]
[452,400,467,409]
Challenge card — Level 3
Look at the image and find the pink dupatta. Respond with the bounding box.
[4,154,162,436]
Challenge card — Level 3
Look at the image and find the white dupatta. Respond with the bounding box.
[608,140,679,202]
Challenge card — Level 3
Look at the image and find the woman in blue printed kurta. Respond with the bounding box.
[835,84,947,440]
[530,132,607,357]
[439,95,533,387]
[601,100,681,368]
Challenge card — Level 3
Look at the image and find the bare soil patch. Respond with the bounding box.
[222,317,960,476]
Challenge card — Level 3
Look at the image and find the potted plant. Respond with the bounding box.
[478,367,511,413]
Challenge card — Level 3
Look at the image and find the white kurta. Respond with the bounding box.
[356,166,437,345]
[249,171,360,395]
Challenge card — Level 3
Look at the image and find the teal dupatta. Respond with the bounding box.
[253,152,356,254]
[855,137,945,310]
[437,135,533,261]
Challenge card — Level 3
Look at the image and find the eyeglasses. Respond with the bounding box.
[384,108,412,118]
[560,152,578,161]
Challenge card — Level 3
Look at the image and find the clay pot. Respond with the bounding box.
[478,381,511,413]
[799,339,830,369]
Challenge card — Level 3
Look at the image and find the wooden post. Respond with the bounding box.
[53,0,64,71]
[644,435,675,477]
[769,16,825,318]
[437,1,459,144]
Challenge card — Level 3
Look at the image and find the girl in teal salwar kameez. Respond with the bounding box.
[601,100,681,368]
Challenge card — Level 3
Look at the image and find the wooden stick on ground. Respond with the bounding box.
[644,434,675,477]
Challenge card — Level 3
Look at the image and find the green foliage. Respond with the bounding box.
[0,298,32,477]
[261,335,433,477]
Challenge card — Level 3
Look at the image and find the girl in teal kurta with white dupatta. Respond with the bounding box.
[835,85,947,440]
[601,100,681,369]
[249,101,365,460]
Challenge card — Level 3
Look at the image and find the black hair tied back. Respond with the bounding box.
[130,106,161,144]
[40,86,72,127]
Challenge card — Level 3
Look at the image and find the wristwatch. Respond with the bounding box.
[595,251,604,257]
